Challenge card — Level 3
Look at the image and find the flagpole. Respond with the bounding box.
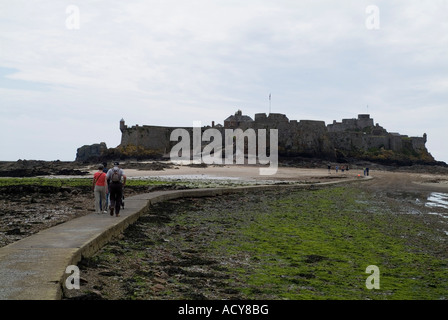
[269,93,271,114]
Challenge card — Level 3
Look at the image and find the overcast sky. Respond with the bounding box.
[1,0,447,163]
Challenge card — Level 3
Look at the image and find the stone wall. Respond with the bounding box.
[327,114,374,132]
[113,111,433,162]
[120,125,176,154]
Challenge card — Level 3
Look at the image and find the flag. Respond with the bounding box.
[269,93,271,100]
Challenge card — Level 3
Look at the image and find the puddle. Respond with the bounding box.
[152,175,242,181]
[127,175,296,186]
[424,192,448,223]
[128,174,244,181]
[386,191,448,211]
[425,192,448,210]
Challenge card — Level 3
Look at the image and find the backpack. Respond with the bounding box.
[111,168,121,182]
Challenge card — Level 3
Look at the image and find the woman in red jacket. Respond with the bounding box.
[92,164,108,214]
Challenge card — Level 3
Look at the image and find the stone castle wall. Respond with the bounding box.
[120,124,177,154]
[115,111,432,161]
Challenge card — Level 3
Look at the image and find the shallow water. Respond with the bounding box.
[425,192,448,210]
[151,174,242,180]
[386,190,448,212]
[127,174,291,186]
[380,190,448,236]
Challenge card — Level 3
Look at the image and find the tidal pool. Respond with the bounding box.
[425,192,448,210]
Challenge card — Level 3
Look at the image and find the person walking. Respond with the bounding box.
[100,162,109,212]
[106,162,126,217]
[93,164,108,214]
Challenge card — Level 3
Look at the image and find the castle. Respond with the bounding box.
[116,110,432,162]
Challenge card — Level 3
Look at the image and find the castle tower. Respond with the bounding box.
[357,114,374,128]
[120,118,126,132]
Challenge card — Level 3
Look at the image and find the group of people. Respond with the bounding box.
[327,163,371,176]
[327,164,350,173]
[92,161,127,217]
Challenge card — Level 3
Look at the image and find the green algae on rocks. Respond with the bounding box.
[70,186,447,300]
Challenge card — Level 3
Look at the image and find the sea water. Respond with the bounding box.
[425,192,448,210]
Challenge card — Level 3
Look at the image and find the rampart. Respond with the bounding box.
[76,111,434,163]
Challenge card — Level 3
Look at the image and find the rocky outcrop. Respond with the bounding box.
[0,160,89,177]
[75,142,108,162]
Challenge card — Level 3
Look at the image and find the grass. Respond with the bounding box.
[0,176,267,190]
[0,177,180,188]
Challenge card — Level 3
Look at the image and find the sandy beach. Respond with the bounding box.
[96,163,448,192]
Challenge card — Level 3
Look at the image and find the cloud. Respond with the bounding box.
[0,1,447,162]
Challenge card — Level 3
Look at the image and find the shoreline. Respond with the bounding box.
[0,162,447,300]
[1,164,448,249]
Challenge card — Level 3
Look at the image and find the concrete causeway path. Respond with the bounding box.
[0,178,370,300]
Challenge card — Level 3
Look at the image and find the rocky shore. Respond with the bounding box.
[64,179,448,300]
[1,159,448,299]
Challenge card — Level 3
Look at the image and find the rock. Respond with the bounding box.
[153,277,167,284]
[80,277,88,284]
[75,142,108,162]
[152,284,165,291]
[6,228,24,235]
[98,270,119,277]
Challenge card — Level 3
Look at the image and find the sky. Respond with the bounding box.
[1,0,447,163]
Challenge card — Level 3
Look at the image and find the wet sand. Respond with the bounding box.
[99,164,448,192]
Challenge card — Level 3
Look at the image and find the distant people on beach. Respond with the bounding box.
[364,167,370,176]
[93,164,108,214]
[331,164,351,174]
[327,163,352,175]
[106,162,127,217]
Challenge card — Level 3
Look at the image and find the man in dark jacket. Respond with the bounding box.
[106,162,127,217]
